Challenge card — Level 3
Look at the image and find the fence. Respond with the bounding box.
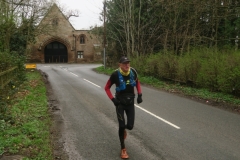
[0,67,17,89]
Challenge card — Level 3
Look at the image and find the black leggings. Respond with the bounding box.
[116,103,135,149]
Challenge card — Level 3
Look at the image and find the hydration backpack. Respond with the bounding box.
[115,69,136,92]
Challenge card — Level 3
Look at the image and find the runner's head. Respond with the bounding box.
[119,56,130,72]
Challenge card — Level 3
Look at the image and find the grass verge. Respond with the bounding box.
[0,70,53,159]
[95,66,240,112]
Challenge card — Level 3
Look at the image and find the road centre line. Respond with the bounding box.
[64,70,100,88]
[70,72,79,77]
[134,104,181,129]
[60,66,68,71]
[83,79,101,88]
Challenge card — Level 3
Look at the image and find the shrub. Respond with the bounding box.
[177,52,201,84]
[218,52,240,94]
[0,51,26,118]
[132,47,240,95]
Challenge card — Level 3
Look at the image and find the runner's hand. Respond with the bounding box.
[137,94,142,104]
[112,98,120,107]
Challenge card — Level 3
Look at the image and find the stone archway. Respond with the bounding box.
[44,41,68,63]
[37,36,72,63]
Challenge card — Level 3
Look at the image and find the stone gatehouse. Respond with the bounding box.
[29,3,102,63]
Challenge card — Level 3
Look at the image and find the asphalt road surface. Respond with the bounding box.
[37,64,240,160]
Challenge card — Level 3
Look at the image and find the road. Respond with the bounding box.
[37,64,240,160]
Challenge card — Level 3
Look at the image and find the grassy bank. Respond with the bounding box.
[95,66,240,112]
[0,70,52,159]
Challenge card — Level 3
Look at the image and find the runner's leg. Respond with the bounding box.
[116,104,126,149]
[125,104,135,130]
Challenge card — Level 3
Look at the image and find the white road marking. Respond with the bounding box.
[65,71,100,88]
[83,79,101,88]
[135,104,181,129]
[70,72,79,77]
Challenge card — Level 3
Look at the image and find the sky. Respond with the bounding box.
[57,0,104,30]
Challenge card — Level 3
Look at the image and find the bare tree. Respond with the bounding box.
[104,0,240,58]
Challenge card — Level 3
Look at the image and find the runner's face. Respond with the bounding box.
[120,62,130,72]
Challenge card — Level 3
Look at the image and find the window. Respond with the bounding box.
[80,35,85,44]
[77,51,84,58]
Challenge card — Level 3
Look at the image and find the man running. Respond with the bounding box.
[105,56,143,159]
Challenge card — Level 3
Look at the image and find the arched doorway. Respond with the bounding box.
[44,41,68,63]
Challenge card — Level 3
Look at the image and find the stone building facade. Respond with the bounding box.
[29,4,102,63]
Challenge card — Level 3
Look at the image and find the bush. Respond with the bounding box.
[131,47,240,95]
[0,51,26,119]
[158,53,178,80]
[178,53,201,85]
[219,52,240,94]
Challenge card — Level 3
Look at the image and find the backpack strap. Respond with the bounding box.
[116,69,126,92]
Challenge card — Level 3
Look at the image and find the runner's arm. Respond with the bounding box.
[105,79,114,100]
[136,79,142,95]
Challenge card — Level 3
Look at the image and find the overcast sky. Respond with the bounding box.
[57,0,104,30]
